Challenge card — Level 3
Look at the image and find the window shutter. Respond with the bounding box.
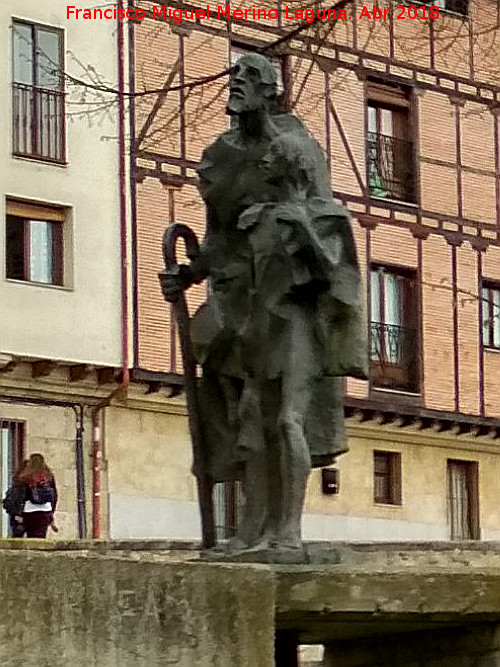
[6,200,65,222]
[367,81,410,108]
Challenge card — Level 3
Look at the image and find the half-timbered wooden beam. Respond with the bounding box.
[450,240,461,413]
[139,1,500,106]
[178,32,187,176]
[492,109,500,237]
[324,70,331,174]
[329,99,365,193]
[477,249,486,417]
[135,59,180,150]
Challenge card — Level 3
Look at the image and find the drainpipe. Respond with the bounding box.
[91,409,101,539]
[128,0,139,369]
[73,404,87,539]
[90,386,124,539]
[118,0,130,391]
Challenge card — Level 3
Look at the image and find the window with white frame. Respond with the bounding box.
[374,451,402,505]
[370,265,419,392]
[12,20,65,162]
[482,282,500,350]
[6,200,65,286]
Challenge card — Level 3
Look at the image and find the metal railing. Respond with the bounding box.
[367,132,415,203]
[12,82,65,163]
[370,321,419,392]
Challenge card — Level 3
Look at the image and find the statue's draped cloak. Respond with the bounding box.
[189,114,368,482]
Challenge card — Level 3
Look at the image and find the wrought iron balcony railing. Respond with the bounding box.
[370,321,419,393]
[12,82,65,163]
[367,132,415,203]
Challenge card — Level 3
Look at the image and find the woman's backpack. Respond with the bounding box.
[30,479,55,506]
[2,486,25,516]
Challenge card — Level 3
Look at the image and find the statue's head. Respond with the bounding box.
[227,53,278,116]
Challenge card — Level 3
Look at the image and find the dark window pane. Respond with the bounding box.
[374,452,391,503]
[374,453,389,475]
[6,216,25,280]
[482,284,500,349]
[37,29,62,90]
[448,460,479,540]
[374,475,389,503]
[446,0,468,14]
[374,452,401,505]
[13,23,33,85]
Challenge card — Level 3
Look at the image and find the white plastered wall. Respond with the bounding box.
[0,1,123,365]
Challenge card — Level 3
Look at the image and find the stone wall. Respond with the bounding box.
[0,550,275,667]
[2,542,500,667]
[102,401,500,542]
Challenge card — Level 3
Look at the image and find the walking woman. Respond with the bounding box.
[19,454,58,538]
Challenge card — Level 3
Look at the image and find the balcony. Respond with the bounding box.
[371,321,419,393]
[367,132,415,203]
[12,82,65,163]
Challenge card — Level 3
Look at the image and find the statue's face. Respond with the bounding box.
[227,59,270,116]
[262,144,287,185]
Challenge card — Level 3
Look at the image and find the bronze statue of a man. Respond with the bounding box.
[161,53,367,554]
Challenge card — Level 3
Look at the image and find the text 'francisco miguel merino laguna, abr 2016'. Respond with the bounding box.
[66,4,442,22]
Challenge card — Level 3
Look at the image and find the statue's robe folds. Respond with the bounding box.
[189,115,368,482]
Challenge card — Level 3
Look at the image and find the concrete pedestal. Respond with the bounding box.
[2,541,500,666]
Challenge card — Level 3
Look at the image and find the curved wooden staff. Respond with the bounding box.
[160,223,215,549]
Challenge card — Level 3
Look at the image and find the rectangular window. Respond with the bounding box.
[432,0,468,15]
[374,451,402,505]
[12,20,65,162]
[370,266,419,392]
[447,460,479,540]
[6,200,64,286]
[0,420,25,538]
[366,81,415,203]
[482,283,500,350]
[213,481,244,541]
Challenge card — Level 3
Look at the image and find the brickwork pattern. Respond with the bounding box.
[134,0,500,419]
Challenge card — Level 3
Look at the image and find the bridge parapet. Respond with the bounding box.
[2,541,500,666]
